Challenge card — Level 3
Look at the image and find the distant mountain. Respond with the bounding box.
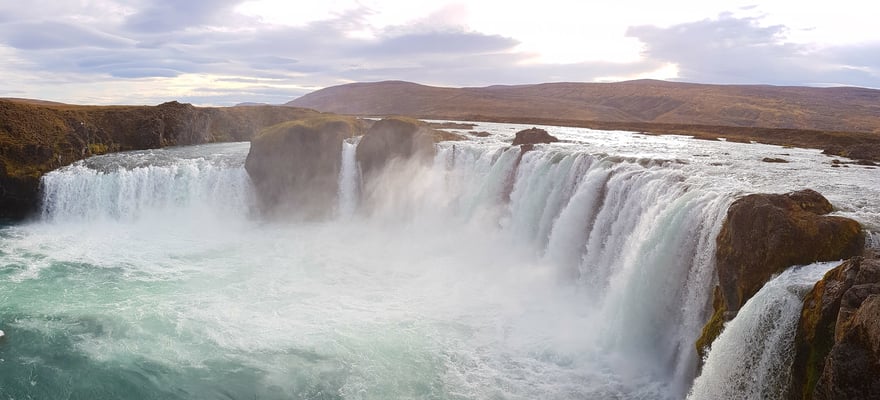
[287,80,880,134]
[235,102,271,107]
[1,97,69,106]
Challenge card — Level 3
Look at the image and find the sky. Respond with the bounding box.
[1,0,878,105]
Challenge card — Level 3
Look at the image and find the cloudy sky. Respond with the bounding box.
[1,0,878,105]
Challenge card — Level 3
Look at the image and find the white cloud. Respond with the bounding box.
[0,0,878,105]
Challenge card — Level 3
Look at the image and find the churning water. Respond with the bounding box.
[1,122,878,399]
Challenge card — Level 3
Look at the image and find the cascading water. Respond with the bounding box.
[337,137,361,218]
[1,122,878,399]
[39,142,254,222]
[687,262,840,400]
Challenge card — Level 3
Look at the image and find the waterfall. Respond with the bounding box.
[36,140,739,398]
[426,143,731,397]
[337,137,361,218]
[687,261,840,400]
[40,144,254,222]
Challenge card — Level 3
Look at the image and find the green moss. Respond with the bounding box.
[696,303,726,361]
[88,143,108,155]
[256,115,361,141]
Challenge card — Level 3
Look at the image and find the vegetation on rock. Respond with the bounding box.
[789,256,880,399]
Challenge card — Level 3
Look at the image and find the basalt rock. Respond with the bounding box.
[696,189,864,360]
[355,117,436,179]
[716,189,863,314]
[789,256,880,400]
[245,116,363,218]
[512,127,558,152]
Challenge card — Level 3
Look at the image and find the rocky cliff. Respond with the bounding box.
[697,189,865,359]
[0,100,319,219]
[244,116,466,218]
[245,116,365,218]
[789,255,880,399]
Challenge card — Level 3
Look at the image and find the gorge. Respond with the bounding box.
[1,109,878,398]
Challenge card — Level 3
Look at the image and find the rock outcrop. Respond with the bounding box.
[697,189,864,359]
[355,117,436,179]
[789,256,880,400]
[0,100,319,219]
[512,127,558,151]
[245,116,363,218]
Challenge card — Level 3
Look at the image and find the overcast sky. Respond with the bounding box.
[1,0,878,105]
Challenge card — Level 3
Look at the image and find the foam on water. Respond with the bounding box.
[1,121,878,399]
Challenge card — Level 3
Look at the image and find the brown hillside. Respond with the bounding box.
[287,80,880,134]
[287,80,880,161]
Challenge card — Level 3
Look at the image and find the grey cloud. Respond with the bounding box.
[2,21,130,50]
[628,14,880,87]
[365,31,518,56]
[123,0,245,33]
[825,44,880,70]
[110,68,181,78]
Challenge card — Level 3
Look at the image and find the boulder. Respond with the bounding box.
[716,189,863,313]
[355,117,435,179]
[789,256,880,400]
[762,157,789,163]
[697,189,864,359]
[512,127,558,151]
[245,116,363,218]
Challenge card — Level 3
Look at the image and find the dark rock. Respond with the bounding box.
[245,116,362,218]
[823,144,880,163]
[0,174,40,219]
[716,189,862,313]
[790,256,880,399]
[763,157,789,163]
[469,130,491,137]
[512,127,559,147]
[423,121,476,130]
[355,117,435,179]
[697,189,864,357]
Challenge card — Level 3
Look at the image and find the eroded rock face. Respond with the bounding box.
[789,256,880,400]
[716,189,863,313]
[245,116,362,218]
[355,117,435,179]
[697,189,864,360]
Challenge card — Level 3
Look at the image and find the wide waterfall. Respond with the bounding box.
[1,121,878,399]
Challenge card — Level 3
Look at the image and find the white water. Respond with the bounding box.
[337,137,361,218]
[2,121,879,399]
[687,262,840,400]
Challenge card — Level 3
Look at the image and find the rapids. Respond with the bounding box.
[1,121,878,399]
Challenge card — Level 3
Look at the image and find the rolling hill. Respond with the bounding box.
[287,80,880,134]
